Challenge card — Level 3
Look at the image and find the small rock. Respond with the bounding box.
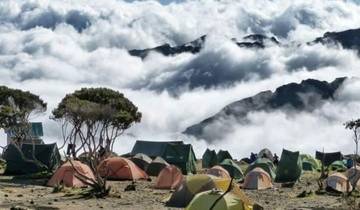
[48,202,52,205]
[17,194,23,197]
[30,200,34,205]
[54,198,58,202]
[4,194,8,197]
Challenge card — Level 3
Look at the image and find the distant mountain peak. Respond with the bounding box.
[128,34,280,59]
[312,28,360,51]
[184,77,347,142]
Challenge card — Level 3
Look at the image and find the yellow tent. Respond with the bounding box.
[186,189,253,210]
[166,174,254,209]
[166,174,231,207]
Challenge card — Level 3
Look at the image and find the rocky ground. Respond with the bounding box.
[0,165,359,210]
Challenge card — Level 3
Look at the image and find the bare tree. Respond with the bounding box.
[52,87,141,197]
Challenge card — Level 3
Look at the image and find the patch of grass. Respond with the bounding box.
[52,184,64,193]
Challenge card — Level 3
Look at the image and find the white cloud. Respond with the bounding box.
[1,0,360,159]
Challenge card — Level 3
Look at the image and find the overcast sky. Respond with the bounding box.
[1,0,360,158]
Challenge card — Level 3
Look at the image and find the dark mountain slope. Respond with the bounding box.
[312,28,360,51]
[184,77,347,141]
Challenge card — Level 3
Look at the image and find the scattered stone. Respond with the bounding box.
[30,200,34,205]
[10,206,27,210]
[17,194,23,197]
[4,194,8,197]
[124,182,136,191]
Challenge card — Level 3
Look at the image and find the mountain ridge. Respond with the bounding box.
[184,77,347,142]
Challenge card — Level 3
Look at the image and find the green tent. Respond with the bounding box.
[244,158,276,179]
[131,140,197,174]
[3,143,61,175]
[329,160,347,172]
[202,149,218,169]
[300,154,321,171]
[275,149,302,183]
[217,150,233,163]
[315,151,342,167]
[220,159,243,180]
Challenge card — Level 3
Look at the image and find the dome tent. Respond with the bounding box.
[206,165,231,179]
[98,157,148,180]
[130,153,152,171]
[326,172,352,193]
[242,167,273,190]
[258,148,274,161]
[186,190,252,210]
[155,165,183,189]
[166,174,232,208]
[146,156,169,176]
[220,159,244,180]
[300,154,321,171]
[244,158,276,179]
[47,160,95,187]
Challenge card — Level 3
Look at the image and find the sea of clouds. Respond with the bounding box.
[1,0,360,158]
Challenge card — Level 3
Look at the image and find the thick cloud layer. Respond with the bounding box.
[1,0,360,158]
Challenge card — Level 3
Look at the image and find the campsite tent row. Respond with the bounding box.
[1,140,197,176]
[2,141,348,179]
[47,157,185,190]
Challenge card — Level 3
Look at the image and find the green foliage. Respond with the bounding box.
[0,86,46,142]
[52,87,141,129]
[0,86,46,113]
[52,87,141,198]
[345,119,360,131]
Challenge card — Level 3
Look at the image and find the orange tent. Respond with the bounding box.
[98,157,149,180]
[242,167,273,190]
[206,165,231,178]
[47,160,95,187]
[155,165,183,189]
